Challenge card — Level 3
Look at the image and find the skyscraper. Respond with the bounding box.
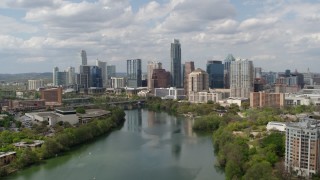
[224,54,236,88]
[184,61,195,96]
[127,59,142,88]
[207,60,224,89]
[96,60,107,87]
[90,66,103,88]
[53,67,59,86]
[66,66,76,86]
[230,59,254,98]
[81,50,87,65]
[106,65,116,87]
[147,61,162,90]
[171,39,181,87]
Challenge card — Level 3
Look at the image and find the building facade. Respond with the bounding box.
[230,59,254,98]
[111,77,125,89]
[81,50,87,65]
[188,68,209,93]
[250,92,285,108]
[170,39,182,87]
[96,60,107,87]
[147,61,162,90]
[188,91,223,103]
[224,54,236,89]
[285,117,320,177]
[207,60,224,89]
[184,61,195,96]
[28,80,44,90]
[154,87,185,100]
[127,59,142,88]
[40,87,63,105]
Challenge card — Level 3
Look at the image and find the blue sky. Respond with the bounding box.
[0,0,320,74]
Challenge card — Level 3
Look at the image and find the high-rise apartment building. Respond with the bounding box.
[81,50,87,65]
[28,80,44,90]
[207,60,224,89]
[90,66,103,88]
[188,68,209,93]
[96,60,107,87]
[230,59,254,98]
[147,61,162,90]
[170,39,182,87]
[224,54,235,88]
[285,117,320,177]
[184,62,195,96]
[127,59,142,88]
[66,66,76,86]
[79,65,91,89]
[250,92,285,108]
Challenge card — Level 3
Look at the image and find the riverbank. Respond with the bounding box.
[145,97,315,179]
[0,107,125,177]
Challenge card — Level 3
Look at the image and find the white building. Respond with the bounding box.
[111,77,125,89]
[230,59,254,98]
[28,79,44,90]
[266,121,286,132]
[155,87,185,100]
[66,66,76,86]
[188,91,223,103]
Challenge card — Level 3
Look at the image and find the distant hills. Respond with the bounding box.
[0,73,52,83]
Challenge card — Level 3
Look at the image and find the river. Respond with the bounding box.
[5,109,224,180]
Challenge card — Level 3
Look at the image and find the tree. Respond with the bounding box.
[76,107,86,114]
[243,161,277,180]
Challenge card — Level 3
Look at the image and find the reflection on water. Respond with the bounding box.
[6,109,224,180]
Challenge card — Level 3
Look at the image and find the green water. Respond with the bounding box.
[5,109,224,180]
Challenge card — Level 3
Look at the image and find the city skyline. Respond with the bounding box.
[1,0,320,73]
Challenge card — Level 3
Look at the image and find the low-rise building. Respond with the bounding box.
[41,87,63,106]
[266,121,286,132]
[13,140,44,149]
[78,109,110,124]
[154,87,185,100]
[0,152,16,167]
[188,91,223,103]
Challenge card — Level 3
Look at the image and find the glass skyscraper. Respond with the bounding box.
[170,39,181,88]
[81,50,87,65]
[206,60,224,89]
[127,59,142,88]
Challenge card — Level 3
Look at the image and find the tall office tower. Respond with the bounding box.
[81,50,87,65]
[56,71,67,86]
[106,65,116,87]
[96,60,107,87]
[230,59,254,98]
[90,66,103,88]
[127,59,142,88]
[170,39,182,87]
[224,54,236,89]
[184,61,195,96]
[147,61,162,90]
[79,65,91,89]
[207,60,224,89]
[53,67,59,86]
[28,79,44,90]
[285,117,320,177]
[66,66,76,86]
[188,68,209,93]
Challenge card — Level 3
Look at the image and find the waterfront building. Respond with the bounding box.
[28,79,44,90]
[170,39,182,87]
[230,59,254,98]
[184,61,195,96]
[188,68,209,93]
[188,91,223,103]
[285,117,320,177]
[154,87,185,100]
[127,59,142,88]
[207,60,224,89]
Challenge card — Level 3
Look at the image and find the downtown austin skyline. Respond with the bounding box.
[0,0,320,73]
